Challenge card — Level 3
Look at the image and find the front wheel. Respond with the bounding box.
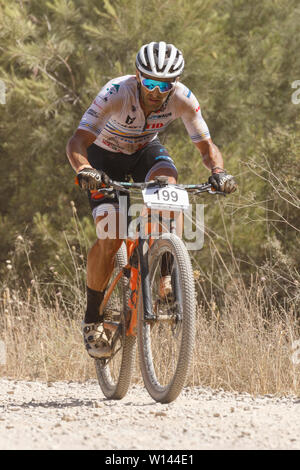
[95,242,136,399]
[137,233,196,403]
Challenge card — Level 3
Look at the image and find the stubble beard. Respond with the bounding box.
[142,92,166,114]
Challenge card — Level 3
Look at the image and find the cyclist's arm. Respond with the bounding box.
[194,139,224,171]
[66,129,95,173]
[66,80,123,172]
[177,86,224,170]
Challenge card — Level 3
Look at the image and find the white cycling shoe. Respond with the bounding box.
[82,321,112,359]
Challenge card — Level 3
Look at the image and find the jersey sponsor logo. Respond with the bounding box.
[102,138,122,152]
[122,125,141,129]
[125,115,136,125]
[160,100,169,112]
[105,84,120,96]
[100,83,121,102]
[148,112,172,119]
[183,86,192,98]
[112,84,120,93]
[87,108,100,118]
[145,122,164,129]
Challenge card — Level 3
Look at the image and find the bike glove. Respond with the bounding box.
[77,168,111,190]
[209,169,237,194]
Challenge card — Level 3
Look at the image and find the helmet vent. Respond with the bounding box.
[136,41,184,79]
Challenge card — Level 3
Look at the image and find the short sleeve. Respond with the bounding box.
[175,84,211,143]
[78,80,123,136]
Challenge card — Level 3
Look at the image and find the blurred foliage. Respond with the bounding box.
[0,0,299,311]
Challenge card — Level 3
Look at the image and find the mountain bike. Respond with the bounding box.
[88,177,224,403]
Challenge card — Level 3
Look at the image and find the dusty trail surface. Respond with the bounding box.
[0,378,299,450]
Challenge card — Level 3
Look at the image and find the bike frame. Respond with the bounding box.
[98,179,225,340]
[100,209,171,338]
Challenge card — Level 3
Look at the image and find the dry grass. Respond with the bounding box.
[0,277,299,396]
[190,285,299,395]
[0,286,95,382]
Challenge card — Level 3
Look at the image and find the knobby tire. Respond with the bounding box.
[95,243,136,399]
[137,233,196,403]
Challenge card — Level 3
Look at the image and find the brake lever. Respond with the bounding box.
[111,181,130,193]
[96,183,130,194]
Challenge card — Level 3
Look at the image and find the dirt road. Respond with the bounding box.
[0,378,299,450]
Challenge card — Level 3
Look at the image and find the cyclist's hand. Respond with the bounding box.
[208,169,237,194]
[77,167,111,190]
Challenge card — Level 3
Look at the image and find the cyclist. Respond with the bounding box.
[66,41,237,358]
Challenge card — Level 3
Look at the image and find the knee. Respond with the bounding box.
[146,166,178,184]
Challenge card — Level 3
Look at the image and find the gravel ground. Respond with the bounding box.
[0,378,299,450]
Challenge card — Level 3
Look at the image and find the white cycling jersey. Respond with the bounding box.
[78,75,211,155]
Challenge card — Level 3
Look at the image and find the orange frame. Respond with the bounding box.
[101,211,173,337]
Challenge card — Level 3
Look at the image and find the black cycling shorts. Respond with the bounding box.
[86,139,177,212]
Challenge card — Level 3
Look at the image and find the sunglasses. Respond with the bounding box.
[139,72,176,94]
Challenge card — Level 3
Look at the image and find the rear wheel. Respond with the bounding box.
[95,243,136,399]
[137,233,196,403]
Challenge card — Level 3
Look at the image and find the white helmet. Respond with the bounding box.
[136,41,184,79]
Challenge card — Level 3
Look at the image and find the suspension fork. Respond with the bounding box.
[125,242,140,337]
[169,217,183,316]
[125,237,155,336]
[138,237,156,322]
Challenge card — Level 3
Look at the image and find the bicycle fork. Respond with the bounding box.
[126,263,140,336]
[138,238,156,322]
[125,236,156,336]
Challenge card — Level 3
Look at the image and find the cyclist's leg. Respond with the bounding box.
[85,145,125,319]
[83,145,130,357]
[132,140,181,297]
[141,140,178,184]
[132,139,182,235]
[87,213,123,293]
[83,209,124,358]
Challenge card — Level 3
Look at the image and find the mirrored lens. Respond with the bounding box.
[142,78,173,93]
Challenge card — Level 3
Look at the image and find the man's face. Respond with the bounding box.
[136,70,178,112]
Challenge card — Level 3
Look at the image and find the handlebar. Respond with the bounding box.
[94,176,226,197]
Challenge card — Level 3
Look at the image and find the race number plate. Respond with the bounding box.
[142,186,189,211]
